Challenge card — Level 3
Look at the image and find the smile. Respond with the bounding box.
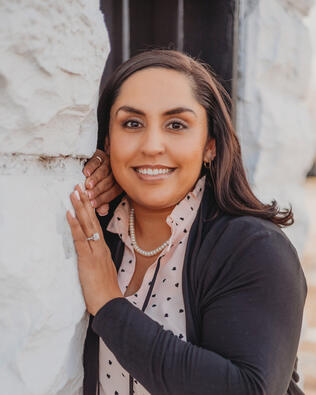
[135,168,174,175]
[133,166,176,181]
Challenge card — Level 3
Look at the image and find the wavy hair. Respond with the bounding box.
[97,49,293,227]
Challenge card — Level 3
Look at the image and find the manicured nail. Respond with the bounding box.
[87,191,92,199]
[74,190,80,201]
[69,208,75,218]
[91,199,96,207]
[79,182,86,192]
[88,181,93,188]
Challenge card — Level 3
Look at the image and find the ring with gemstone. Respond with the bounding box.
[86,232,100,241]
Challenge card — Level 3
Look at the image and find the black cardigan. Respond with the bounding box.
[83,184,307,395]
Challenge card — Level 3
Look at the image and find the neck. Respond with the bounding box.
[129,202,173,251]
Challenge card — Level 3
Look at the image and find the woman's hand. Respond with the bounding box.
[66,184,123,316]
[83,149,122,216]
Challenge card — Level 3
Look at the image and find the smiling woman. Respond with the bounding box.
[67,50,307,395]
[108,67,213,215]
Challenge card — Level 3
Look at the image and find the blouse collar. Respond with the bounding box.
[106,176,206,253]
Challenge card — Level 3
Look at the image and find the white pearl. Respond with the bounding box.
[129,208,170,257]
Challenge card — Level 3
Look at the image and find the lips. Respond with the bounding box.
[136,168,173,175]
[133,165,175,177]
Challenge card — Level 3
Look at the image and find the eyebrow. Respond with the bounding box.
[115,105,197,117]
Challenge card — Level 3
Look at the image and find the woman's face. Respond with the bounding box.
[108,67,214,211]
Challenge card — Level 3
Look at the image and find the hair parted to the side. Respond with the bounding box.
[97,49,293,228]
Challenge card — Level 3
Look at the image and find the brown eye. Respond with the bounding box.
[124,120,143,128]
[167,121,187,130]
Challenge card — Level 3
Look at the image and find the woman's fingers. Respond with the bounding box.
[96,204,109,216]
[66,210,91,256]
[92,184,123,210]
[75,185,103,236]
[82,150,122,211]
[70,187,96,239]
[86,173,115,202]
[83,149,108,178]
[74,186,113,261]
[85,160,110,190]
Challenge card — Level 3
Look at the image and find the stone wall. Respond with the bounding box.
[299,178,316,394]
[0,1,109,394]
[237,0,316,256]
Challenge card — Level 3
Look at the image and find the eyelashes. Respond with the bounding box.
[121,119,188,131]
[123,119,142,129]
[166,121,187,130]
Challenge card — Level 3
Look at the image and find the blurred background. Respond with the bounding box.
[298,4,316,394]
[99,0,316,392]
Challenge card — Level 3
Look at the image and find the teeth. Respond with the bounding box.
[136,168,172,175]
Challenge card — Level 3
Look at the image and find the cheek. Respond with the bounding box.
[174,137,205,169]
[108,135,129,183]
[109,131,134,164]
[108,132,142,192]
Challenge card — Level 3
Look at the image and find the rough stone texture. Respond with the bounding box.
[0,0,109,157]
[0,1,109,394]
[237,0,316,257]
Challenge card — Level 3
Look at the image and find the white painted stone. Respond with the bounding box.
[237,0,316,256]
[0,1,110,394]
[306,3,316,124]
[0,0,109,157]
[279,0,314,16]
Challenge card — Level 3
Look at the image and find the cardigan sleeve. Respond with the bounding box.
[91,227,306,395]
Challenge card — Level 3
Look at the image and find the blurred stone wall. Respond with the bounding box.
[299,178,316,394]
[237,0,316,256]
[0,1,109,394]
[306,3,316,176]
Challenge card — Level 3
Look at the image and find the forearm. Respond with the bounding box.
[92,230,306,395]
[92,298,261,395]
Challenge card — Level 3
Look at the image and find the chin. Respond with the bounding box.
[129,193,180,211]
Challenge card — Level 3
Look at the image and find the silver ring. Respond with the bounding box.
[95,155,103,164]
[86,232,100,241]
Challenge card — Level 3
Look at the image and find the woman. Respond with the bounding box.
[67,50,307,395]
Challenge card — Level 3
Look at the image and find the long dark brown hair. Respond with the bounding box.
[97,49,293,227]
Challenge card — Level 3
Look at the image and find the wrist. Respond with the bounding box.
[91,291,124,316]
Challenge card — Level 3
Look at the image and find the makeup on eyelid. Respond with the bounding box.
[108,67,213,211]
[121,118,189,130]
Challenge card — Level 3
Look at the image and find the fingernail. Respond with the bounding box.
[87,191,92,199]
[74,190,80,201]
[88,181,93,188]
[99,204,109,216]
[91,199,96,207]
[69,208,75,218]
[102,207,109,215]
[79,182,86,192]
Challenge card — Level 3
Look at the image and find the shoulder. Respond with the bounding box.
[199,184,293,254]
[202,213,294,255]
[197,214,306,291]
[192,214,307,314]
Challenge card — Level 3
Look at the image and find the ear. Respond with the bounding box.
[203,138,216,163]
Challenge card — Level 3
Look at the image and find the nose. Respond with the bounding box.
[140,125,165,157]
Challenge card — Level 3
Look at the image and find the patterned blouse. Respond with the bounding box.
[99,176,205,395]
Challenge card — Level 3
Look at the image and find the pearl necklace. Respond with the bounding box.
[129,208,170,257]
